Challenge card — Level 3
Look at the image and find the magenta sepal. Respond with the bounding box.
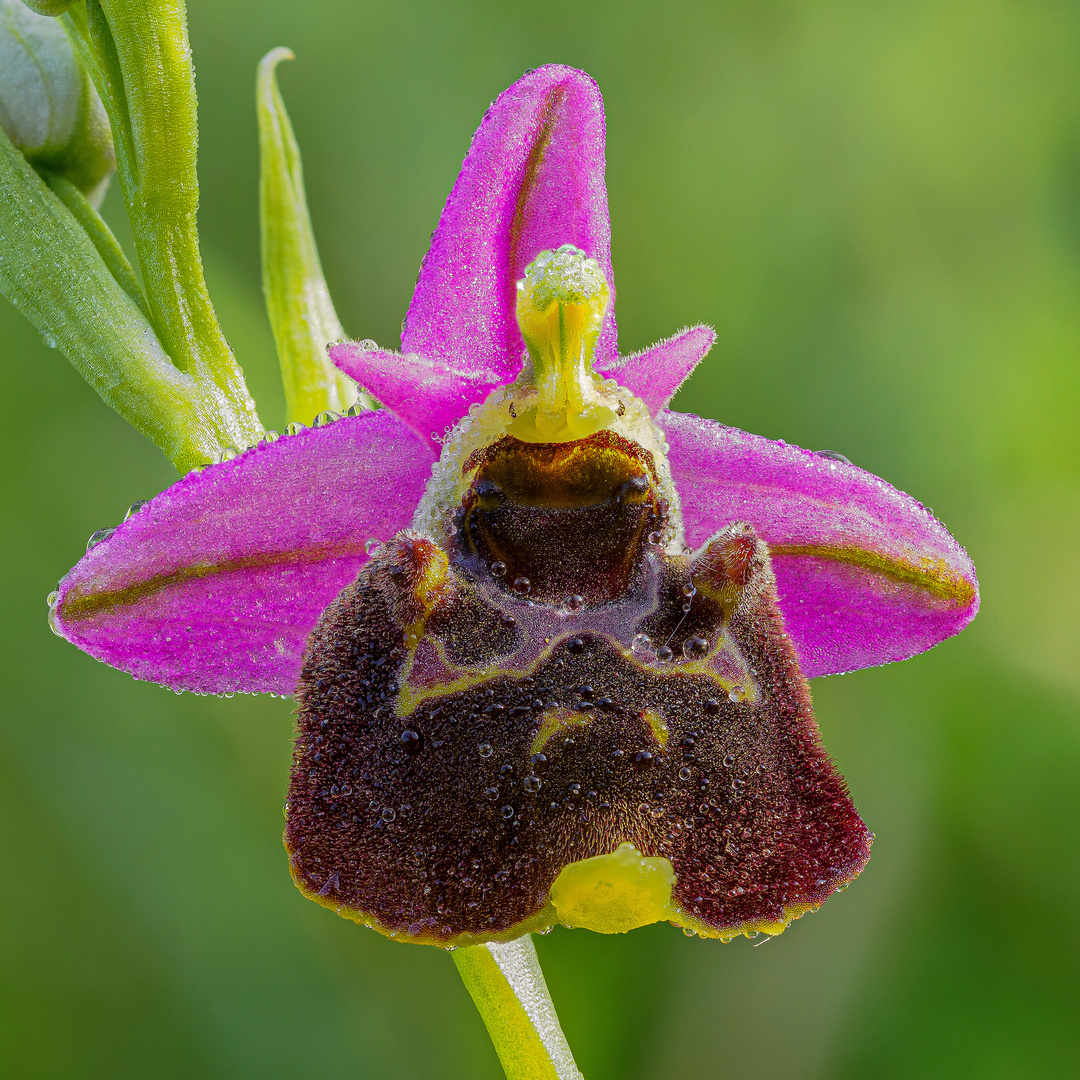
[53,412,434,695]
[402,65,616,380]
[662,411,980,677]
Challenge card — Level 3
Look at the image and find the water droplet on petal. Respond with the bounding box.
[512,576,531,595]
[124,500,150,520]
[815,449,852,464]
[490,561,506,578]
[86,526,116,551]
[313,411,340,427]
[478,742,493,758]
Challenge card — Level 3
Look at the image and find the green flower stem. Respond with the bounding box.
[41,168,151,323]
[453,935,584,1080]
[257,48,368,425]
[65,0,262,451]
[0,125,239,472]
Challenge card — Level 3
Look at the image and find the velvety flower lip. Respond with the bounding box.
[51,62,978,699]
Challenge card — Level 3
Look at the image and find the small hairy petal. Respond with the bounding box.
[53,412,434,695]
[403,65,615,379]
[330,342,500,452]
[597,325,716,413]
[662,411,979,677]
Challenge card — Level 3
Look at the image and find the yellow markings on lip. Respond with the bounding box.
[288,846,558,949]
[671,898,823,942]
[529,707,591,756]
[769,544,976,606]
[642,709,668,748]
[394,636,494,719]
[549,842,676,934]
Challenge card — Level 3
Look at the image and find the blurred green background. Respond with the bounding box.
[3,0,1079,1076]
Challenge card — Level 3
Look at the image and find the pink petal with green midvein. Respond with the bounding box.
[597,325,716,413]
[330,342,500,451]
[661,411,979,677]
[53,412,435,695]
[402,65,615,379]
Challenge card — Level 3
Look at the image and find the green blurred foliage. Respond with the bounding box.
[2,0,1078,1076]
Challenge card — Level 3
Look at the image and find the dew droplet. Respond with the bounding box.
[728,685,746,702]
[655,645,673,664]
[483,786,499,801]
[723,754,735,768]
[512,576,531,595]
[261,429,281,443]
[631,632,653,655]
[490,561,506,577]
[285,421,305,436]
[313,411,340,427]
[682,582,697,598]
[86,526,116,551]
[215,447,238,463]
[683,635,708,659]
[365,537,380,555]
[500,805,515,819]
[564,594,584,613]
[523,775,542,793]
[478,742,493,758]
[679,766,692,780]
[647,530,663,546]
[401,729,422,754]
[381,806,396,822]
[124,500,150,520]
[815,449,852,464]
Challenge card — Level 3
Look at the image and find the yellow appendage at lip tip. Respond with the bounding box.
[510,246,616,443]
[549,842,677,934]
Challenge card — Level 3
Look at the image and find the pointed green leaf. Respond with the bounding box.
[258,47,366,424]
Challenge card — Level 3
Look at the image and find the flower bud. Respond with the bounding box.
[0,0,114,198]
[18,0,78,15]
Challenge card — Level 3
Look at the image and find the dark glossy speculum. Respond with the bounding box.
[455,431,667,605]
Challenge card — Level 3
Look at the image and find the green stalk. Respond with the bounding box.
[257,47,368,425]
[453,936,583,1080]
[65,0,262,451]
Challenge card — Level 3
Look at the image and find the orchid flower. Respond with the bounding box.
[50,63,980,941]
[3,9,977,1076]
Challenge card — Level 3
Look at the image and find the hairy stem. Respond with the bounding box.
[453,936,583,1080]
